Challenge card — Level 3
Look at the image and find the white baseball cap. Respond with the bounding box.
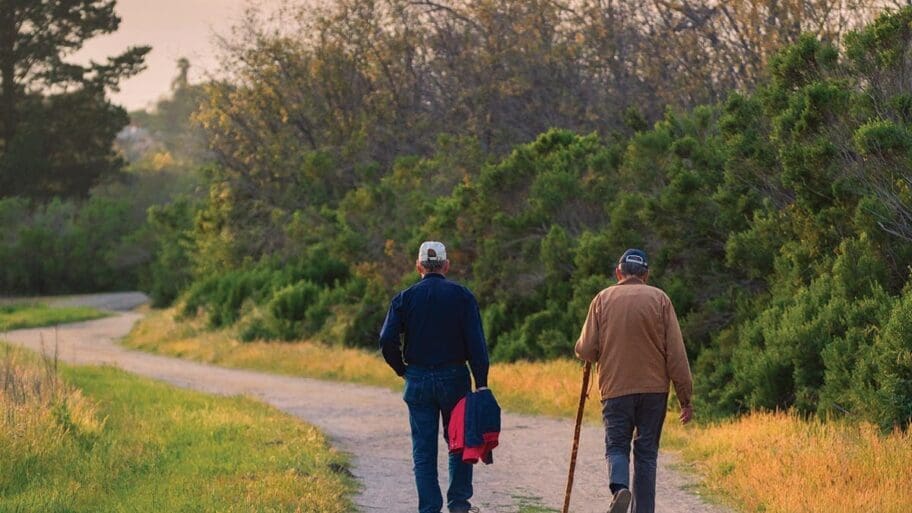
[418,241,447,262]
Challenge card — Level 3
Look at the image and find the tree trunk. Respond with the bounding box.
[0,6,18,148]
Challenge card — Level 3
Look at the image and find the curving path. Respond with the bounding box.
[1,293,730,513]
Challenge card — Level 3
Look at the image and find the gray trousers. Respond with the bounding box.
[602,393,668,513]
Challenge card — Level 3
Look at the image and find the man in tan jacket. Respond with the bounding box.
[575,249,693,513]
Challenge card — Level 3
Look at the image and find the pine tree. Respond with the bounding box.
[0,0,150,197]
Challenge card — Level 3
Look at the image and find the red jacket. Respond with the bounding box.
[448,391,500,464]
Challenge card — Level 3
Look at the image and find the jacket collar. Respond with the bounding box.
[618,276,645,285]
[422,273,446,280]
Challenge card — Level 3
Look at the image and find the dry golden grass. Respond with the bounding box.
[1,344,104,456]
[126,308,912,513]
[664,411,912,513]
[126,308,401,389]
[489,358,604,421]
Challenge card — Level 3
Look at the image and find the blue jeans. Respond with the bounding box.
[602,393,668,513]
[403,364,473,513]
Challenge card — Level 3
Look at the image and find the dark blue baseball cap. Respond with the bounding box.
[619,248,648,268]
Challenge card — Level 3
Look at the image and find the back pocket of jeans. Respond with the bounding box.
[403,378,422,403]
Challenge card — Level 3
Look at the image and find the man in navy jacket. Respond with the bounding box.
[380,241,490,513]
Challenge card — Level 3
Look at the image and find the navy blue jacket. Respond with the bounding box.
[379,273,489,387]
[465,389,501,464]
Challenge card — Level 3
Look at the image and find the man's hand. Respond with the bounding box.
[679,404,693,425]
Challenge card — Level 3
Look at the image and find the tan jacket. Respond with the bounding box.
[574,276,693,407]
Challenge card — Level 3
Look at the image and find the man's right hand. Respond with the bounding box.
[679,405,693,425]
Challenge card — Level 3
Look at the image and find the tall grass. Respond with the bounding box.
[126,307,401,389]
[1,341,103,465]
[125,307,912,513]
[0,341,354,512]
[662,412,912,513]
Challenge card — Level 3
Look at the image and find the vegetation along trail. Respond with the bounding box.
[1,293,729,513]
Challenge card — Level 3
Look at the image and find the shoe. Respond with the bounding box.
[608,488,631,513]
[450,507,479,513]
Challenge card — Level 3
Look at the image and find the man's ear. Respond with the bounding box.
[615,265,623,281]
[442,260,451,274]
[415,259,424,276]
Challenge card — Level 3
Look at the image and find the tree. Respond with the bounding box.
[0,0,149,198]
[129,58,209,164]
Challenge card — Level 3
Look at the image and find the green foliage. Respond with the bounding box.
[236,280,323,342]
[492,305,573,362]
[163,8,912,428]
[0,196,139,293]
[142,198,197,307]
[269,281,321,331]
[0,0,149,199]
[182,248,362,344]
[0,49,211,296]
[0,152,204,296]
[870,287,912,430]
[853,119,912,158]
[0,90,133,199]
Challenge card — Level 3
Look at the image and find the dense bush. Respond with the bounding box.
[871,287,912,430]
[167,8,912,429]
[0,196,139,294]
[141,198,196,306]
[180,247,355,342]
[0,146,204,297]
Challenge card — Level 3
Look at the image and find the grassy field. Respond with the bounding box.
[664,412,912,513]
[0,302,107,331]
[125,308,912,513]
[0,342,354,513]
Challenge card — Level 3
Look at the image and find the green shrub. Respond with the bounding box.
[142,198,196,307]
[0,196,139,294]
[310,278,389,348]
[853,119,912,158]
[236,306,271,342]
[265,280,322,340]
[491,306,573,362]
[871,287,912,430]
[181,247,350,330]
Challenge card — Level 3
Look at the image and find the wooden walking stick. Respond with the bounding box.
[562,361,592,513]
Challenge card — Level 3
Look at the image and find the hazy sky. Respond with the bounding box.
[73,0,262,111]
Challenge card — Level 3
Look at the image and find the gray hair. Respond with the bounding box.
[619,261,648,278]
[420,259,446,272]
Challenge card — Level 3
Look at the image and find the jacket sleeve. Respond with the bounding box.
[379,293,407,376]
[463,291,490,389]
[574,295,601,362]
[663,296,693,407]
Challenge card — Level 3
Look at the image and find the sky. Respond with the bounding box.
[73,0,264,112]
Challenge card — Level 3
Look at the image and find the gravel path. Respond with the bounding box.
[46,292,150,312]
[1,295,730,513]
[0,291,149,311]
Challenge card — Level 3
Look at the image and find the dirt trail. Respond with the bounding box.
[1,294,730,513]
